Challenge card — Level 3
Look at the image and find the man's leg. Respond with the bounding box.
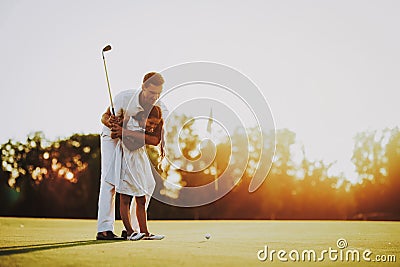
[97,134,120,239]
[97,179,116,233]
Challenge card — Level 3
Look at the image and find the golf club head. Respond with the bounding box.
[102,45,112,52]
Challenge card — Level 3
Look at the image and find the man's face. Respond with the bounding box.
[141,83,163,106]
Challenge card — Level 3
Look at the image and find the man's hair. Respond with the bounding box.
[143,72,164,87]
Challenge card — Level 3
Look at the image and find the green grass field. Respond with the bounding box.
[0,218,398,267]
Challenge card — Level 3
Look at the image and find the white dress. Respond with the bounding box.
[116,118,156,231]
[116,118,156,196]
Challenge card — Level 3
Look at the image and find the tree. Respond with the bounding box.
[0,132,101,218]
[352,127,400,218]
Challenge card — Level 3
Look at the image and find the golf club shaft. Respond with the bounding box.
[102,51,115,116]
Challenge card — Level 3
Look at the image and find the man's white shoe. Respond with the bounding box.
[143,234,165,240]
[127,232,145,241]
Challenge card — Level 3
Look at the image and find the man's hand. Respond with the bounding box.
[109,115,122,127]
[101,108,124,129]
[111,123,123,139]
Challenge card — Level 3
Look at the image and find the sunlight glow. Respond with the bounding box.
[65,172,74,180]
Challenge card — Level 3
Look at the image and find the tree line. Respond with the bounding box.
[1,119,399,220]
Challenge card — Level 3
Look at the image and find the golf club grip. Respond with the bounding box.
[111,107,115,116]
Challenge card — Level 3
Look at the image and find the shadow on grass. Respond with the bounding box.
[0,240,123,256]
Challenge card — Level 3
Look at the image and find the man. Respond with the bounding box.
[96,72,168,240]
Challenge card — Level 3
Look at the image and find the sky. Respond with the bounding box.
[1,0,399,182]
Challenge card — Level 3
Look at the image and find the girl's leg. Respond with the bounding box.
[135,196,149,234]
[120,194,134,235]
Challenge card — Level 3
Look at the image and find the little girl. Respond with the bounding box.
[114,105,164,241]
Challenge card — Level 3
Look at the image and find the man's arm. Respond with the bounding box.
[122,135,145,151]
[111,124,161,146]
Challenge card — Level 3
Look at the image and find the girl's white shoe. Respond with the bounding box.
[127,232,145,241]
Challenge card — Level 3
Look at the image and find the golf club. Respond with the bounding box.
[102,44,115,115]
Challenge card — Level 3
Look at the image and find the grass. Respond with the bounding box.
[0,218,399,266]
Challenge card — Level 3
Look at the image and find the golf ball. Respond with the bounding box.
[205,233,211,239]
